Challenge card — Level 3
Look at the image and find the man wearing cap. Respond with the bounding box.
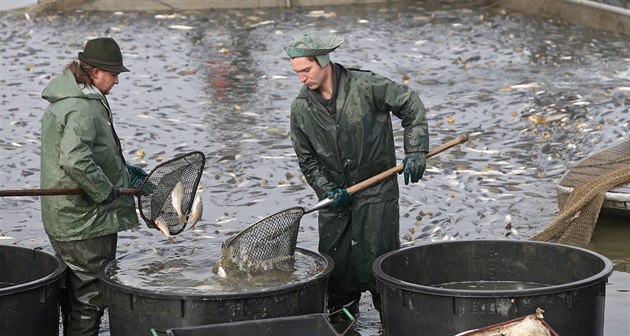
[285,31,429,320]
[40,37,144,335]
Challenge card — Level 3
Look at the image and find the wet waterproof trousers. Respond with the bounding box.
[321,199,399,321]
[50,234,117,336]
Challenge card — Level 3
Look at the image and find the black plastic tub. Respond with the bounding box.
[373,239,614,336]
[99,247,333,335]
[166,313,339,336]
[0,245,67,336]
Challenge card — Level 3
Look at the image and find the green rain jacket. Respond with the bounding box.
[40,69,139,242]
[290,64,429,292]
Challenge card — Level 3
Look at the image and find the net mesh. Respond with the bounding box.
[531,140,630,247]
[137,152,205,235]
[218,207,304,272]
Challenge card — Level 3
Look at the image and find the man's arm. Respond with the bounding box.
[58,109,114,203]
[372,75,429,153]
[290,108,337,199]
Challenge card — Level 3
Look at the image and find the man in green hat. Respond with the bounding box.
[285,31,429,321]
[40,37,146,335]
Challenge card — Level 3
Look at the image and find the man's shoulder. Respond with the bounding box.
[347,67,373,74]
[340,66,384,82]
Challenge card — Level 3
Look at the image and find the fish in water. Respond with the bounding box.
[187,194,203,231]
[154,217,175,243]
[171,181,186,225]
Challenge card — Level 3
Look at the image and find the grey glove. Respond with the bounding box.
[402,151,427,185]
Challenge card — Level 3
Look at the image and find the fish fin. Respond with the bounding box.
[178,214,187,225]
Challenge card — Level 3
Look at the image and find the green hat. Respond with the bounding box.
[284,31,344,67]
[78,37,130,73]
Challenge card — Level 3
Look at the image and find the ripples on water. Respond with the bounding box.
[0,1,628,335]
[434,280,550,290]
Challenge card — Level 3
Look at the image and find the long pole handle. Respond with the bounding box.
[305,134,469,213]
[0,187,139,197]
[0,151,207,198]
[347,134,469,194]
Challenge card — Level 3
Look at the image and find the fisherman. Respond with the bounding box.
[40,37,146,335]
[284,31,429,320]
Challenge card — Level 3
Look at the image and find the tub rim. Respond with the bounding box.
[373,239,614,298]
[0,245,67,296]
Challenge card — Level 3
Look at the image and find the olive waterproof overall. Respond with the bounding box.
[290,63,429,313]
[41,69,139,335]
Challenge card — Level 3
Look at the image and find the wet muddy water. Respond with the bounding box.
[1,2,629,335]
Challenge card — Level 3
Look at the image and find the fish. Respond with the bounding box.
[510,82,540,89]
[154,217,175,243]
[171,181,186,225]
[216,217,237,224]
[305,10,336,18]
[168,24,194,30]
[246,20,275,28]
[217,265,227,278]
[187,195,203,231]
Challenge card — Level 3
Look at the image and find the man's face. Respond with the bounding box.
[91,68,120,95]
[290,57,326,90]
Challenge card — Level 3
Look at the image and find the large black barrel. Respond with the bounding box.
[99,247,333,335]
[373,239,613,336]
[0,245,67,336]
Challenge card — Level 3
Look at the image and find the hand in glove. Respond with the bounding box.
[127,164,148,189]
[326,187,353,209]
[100,188,116,205]
[402,151,427,185]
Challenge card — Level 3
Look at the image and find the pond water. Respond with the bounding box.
[0,1,628,335]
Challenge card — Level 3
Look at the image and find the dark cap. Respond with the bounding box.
[78,37,130,73]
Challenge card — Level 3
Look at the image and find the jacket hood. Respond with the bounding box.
[42,69,92,104]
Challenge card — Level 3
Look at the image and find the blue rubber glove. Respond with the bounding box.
[127,164,148,189]
[326,187,353,209]
[402,152,427,185]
